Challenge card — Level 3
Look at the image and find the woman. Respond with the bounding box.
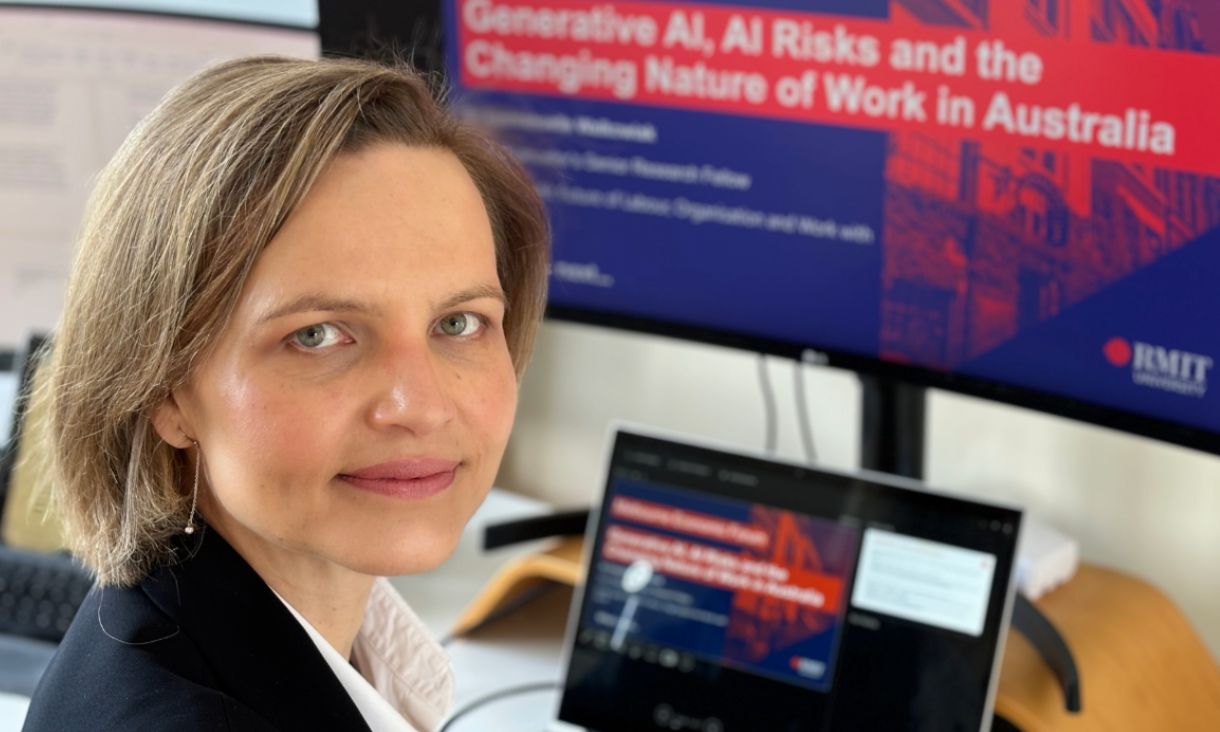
[22,55,549,731]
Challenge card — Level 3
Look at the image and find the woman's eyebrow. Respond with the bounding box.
[256,286,507,324]
[256,296,381,324]
[438,284,509,311]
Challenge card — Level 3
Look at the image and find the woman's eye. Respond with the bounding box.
[436,312,484,338]
[291,323,345,350]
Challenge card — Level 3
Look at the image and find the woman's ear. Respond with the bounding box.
[150,392,195,449]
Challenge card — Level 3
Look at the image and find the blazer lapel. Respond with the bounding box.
[140,527,373,732]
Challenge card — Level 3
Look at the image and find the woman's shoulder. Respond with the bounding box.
[25,669,276,731]
[22,583,276,731]
[23,533,375,732]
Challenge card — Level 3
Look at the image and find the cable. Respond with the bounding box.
[793,360,817,463]
[756,354,778,455]
[437,680,562,732]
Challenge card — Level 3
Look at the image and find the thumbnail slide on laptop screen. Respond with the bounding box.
[557,429,1021,732]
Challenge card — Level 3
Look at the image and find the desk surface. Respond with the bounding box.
[997,564,1220,732]
[0,694,26,732]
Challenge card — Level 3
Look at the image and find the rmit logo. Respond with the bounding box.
[1104,337,1212,397]
[1103,337,1132,367]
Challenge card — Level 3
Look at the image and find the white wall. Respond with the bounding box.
[499,320,1220,660]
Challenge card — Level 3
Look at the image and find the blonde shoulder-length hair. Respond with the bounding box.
[43,56,549,586]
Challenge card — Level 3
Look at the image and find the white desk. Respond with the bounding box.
[0,693,27,732]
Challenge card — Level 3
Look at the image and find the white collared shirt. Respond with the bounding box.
[275,579,454,732]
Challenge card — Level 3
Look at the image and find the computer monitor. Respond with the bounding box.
[0,335,47,514]
[0,351,15,447]
[556,427,1022,731]
[0,1,319,349]
[443,0,1220,457]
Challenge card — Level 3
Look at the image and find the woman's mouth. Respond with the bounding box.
[338,459,459,499]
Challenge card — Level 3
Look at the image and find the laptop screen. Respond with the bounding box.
[558,429,1022,732]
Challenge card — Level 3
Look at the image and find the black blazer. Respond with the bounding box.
[23,528,373,731]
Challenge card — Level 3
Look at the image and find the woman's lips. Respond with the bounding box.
[338,459,459,499]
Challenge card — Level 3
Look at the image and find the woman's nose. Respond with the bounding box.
[366,344,456,435]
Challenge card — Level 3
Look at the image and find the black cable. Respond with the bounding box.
[793,361,817,463]
[437,680,562,732]
[757,354,778,454]
[439,580,561,647]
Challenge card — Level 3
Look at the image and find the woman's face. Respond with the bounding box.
[157,144,517,577]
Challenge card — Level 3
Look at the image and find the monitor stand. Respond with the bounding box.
[859,373,926,479]
[858,374,1082,723]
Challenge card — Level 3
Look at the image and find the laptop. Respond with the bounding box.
[550,425,1022,732]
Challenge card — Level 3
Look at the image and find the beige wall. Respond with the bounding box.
[500,321,1220,660]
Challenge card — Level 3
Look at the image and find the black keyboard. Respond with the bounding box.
[0,546,93,643]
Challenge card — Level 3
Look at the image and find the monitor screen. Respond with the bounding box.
[0,3,319,348]
[0,0,318,27]
[558,428,1021,731]
[444,0,1220,453]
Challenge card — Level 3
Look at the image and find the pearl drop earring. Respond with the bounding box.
[185,441,200,535]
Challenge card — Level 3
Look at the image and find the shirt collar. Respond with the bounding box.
[274,578,453,732]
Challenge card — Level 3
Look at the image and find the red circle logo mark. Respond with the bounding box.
[1104,337,1132,367]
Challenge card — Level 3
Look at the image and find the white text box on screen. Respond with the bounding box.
[850,527,996,636]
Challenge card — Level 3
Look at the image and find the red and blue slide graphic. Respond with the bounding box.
[447,0,1220,438]
[588,480,859,691]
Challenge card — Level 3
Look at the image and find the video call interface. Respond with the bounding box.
[560,433,1021,732]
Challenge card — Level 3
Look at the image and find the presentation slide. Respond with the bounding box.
[585,480,859,691]
[446,0,1220,437]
